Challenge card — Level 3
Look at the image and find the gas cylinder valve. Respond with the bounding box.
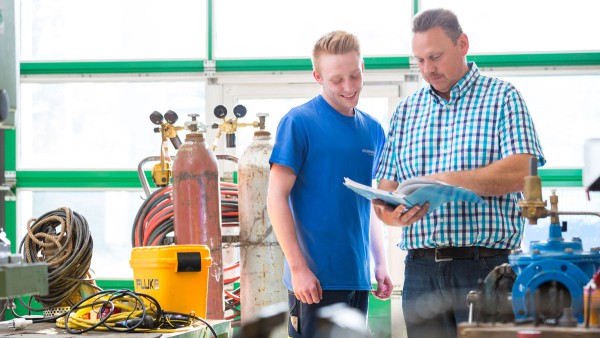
[149,110,184,187]
[211,105,269,151]
[184,114,208,134]
[256,112,268,131]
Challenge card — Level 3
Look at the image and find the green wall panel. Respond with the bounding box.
[20,53,600,75]
[16,171,151,189]
[21,61,204,75]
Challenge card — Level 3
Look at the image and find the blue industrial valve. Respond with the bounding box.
[509,222,600,322]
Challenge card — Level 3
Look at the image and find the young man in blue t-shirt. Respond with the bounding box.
[267,30,393,338]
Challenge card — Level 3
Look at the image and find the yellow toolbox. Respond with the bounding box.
[130,245,212,318]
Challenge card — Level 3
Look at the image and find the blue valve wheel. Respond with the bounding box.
[511,259,590,322]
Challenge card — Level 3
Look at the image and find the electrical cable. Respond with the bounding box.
[132,186,173,247]
[132,181,239,247]
[224,275,240,285]
[221,185,239,227]
[223,287,241,321]
[17,207,97,312]
[142,206,173,245]
[223,261,241,322]
[0,318,33,330]
[11,206,222,336]
[224,304,241,320]
[224,289,240,303]
[10,289,218,336]
[147,220,174,246]
[223,261,240,272]
[9,299,65,324]
[52,289,218,336]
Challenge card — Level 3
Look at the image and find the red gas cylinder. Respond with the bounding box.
[172,115,223,319]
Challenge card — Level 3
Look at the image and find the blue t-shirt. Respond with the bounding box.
[269,94,385,291]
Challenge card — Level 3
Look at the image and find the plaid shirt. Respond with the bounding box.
[377,62,545,250]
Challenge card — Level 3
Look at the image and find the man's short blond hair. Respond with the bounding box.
[312,30,361,73]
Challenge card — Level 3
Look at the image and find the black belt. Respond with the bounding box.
[409,247,511,262]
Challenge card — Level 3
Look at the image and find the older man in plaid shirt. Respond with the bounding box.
[373,8,545,338]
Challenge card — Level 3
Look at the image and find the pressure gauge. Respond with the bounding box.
[214,105,228,118]
[233,104,247,118]
[149,111,163,125]
[164,110,179,124]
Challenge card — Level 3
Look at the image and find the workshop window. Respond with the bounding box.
[17,190,141,279]
[19,80,206,170]
[213,0,412,58]
[498,74,600,168]
[20,0,207,61]
[422,0,600,53]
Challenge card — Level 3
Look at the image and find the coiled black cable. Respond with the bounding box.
[18,207,96,311]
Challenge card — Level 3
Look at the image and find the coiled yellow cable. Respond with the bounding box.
[54,290,214,335]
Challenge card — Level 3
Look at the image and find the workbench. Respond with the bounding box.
[458,322,600,338]
[0,320,231,338]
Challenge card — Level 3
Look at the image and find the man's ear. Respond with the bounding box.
[313,70,323,85]
[458,33,469,56]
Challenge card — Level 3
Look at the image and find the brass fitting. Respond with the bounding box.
[518,157,548,225]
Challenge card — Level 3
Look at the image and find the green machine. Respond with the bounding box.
[0,229,48,301]
[0,0,48,307]
[0,0,18,128]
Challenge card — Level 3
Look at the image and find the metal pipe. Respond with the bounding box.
[137,156,161,198]
[216,154,238,163]
[554,211,600,218]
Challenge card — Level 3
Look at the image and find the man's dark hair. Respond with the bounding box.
[413,8,463,43]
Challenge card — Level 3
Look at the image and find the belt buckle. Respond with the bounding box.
[435,248,453,262]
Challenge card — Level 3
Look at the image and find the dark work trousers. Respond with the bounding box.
[402,251,509,338]
[287,289,369,338]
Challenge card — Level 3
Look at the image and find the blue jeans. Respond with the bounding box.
[402,251,508,338]
[287,290,369,338]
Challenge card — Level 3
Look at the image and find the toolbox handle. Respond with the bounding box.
[177,252,202,272]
